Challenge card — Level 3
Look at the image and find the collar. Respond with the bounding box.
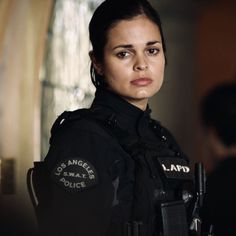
[90,88,152,136]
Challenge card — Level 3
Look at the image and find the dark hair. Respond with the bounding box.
[89,0,166,88]
[201,82,236,146]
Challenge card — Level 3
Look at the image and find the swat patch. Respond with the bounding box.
[51,158,98,193]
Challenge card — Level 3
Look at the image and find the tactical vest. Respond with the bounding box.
[27,108,195,236]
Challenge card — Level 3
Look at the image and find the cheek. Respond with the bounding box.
[103,60,129,84]
[102,59,117,77]
[152,62,165,91]
[152,63,165,81]
[151,55,165,73]
[102,64,122,88]
[158,57,166,73]
[157,61,165,81]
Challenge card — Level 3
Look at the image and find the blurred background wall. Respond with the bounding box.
[0,0,235,234]
[195,0,236,171]
[0,0,53,233]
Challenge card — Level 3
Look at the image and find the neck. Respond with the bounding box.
[123,97,148,111]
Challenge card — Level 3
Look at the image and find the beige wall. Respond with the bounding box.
[0,0,53,229]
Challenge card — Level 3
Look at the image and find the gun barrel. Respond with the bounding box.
[195,162,206,207]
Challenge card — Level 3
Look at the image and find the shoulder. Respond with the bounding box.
[49,108,115,145]
[44,109,124,193]
[44,109,121,168]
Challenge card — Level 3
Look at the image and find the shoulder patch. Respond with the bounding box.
[51,158,98,193]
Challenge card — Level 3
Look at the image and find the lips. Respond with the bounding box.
[130,78,153,86]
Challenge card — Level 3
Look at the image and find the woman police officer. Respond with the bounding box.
[30,0,195,235]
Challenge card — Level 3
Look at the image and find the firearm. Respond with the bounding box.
[190,162,206,235]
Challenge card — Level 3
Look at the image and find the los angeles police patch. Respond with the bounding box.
[51,158,98,193]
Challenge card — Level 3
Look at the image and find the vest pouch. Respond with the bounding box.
[161,200,188,236]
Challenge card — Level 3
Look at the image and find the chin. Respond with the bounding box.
[137,88,160,99]
[135,89,151,98]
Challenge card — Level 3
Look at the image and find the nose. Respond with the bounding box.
[133,55,148,71]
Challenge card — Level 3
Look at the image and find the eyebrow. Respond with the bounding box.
[112,40,161,50]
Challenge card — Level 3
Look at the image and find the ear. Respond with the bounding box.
[89,51,103,75]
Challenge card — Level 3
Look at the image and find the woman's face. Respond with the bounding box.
[94,15,165,110]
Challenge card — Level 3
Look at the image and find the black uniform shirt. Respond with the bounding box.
[42,88,189,236]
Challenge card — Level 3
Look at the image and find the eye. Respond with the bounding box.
[116,51,130,59]
[147,48,159,55]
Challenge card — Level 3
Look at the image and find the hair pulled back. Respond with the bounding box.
[89,0,166,88]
